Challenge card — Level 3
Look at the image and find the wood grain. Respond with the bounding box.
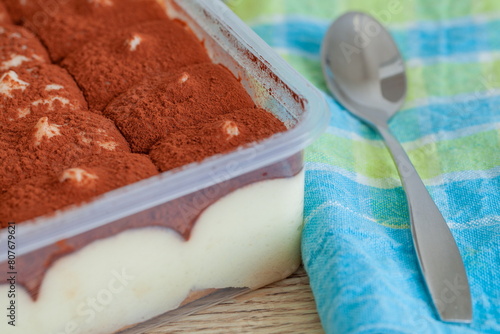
[146,266,324,333]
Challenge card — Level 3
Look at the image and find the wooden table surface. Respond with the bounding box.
[146,266,324,333]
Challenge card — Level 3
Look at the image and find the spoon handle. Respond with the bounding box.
[376,124,472,323]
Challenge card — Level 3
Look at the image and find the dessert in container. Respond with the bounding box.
[0,0,330,333]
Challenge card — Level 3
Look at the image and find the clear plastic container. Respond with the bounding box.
[0,0,329,333]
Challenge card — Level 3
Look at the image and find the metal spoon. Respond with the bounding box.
[321,11,472,322]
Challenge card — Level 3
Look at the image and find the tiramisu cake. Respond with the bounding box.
[0,1,304,333]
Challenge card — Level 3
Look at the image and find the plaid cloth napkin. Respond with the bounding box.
[229,0,500,333]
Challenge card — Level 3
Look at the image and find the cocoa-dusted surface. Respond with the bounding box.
[0,110,130,191]
[0,64,87,127]
[0,137,16,193]
[105,63,255,153]
[0,152,302,300]
[0,2,12,25]
[150,108,287,172]
[3,0,134,25]
[26,0,168,62]
[62,19,210,111]
[0,152,158,225]
[0,24,49,71]
[2,0,40,23]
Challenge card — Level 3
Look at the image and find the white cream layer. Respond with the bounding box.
[0,171,304,334]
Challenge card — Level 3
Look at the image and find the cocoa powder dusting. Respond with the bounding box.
[62,19,210,111]
[0,110,130,191]
[0,64,88,129]
[150,108,287,171]
[25,0,169,62]
[0,3,12,25]
[0,152,158,225]
[2,0,40,24]
[105,63,256,153]
[0,24,49,70]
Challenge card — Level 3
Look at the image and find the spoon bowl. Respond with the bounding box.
[321,11,406,126]
[321,11,472,323]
